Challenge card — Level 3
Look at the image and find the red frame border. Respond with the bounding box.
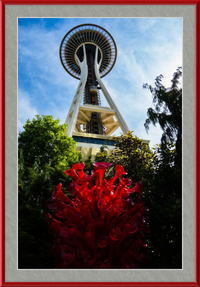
[0,1,199,286]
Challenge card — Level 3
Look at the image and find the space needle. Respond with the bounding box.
[59,24,131,157]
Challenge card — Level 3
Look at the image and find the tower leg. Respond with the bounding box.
[65,45,88,137]
[94,47,130,135]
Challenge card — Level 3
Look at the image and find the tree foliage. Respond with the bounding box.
[139,141,182,269]
[142,68,182,268]
[95,142,110,162]
[143,67,182,166]
[18,115,82,268]
[19,115,81,171]
[108,131,154,189]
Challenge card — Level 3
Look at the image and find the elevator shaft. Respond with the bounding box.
[83,46,104,135]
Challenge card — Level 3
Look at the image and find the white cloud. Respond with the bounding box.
[18,89,38,132]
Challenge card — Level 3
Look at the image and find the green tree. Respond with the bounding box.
[145,143,182,268]
[18,115,82,268]
[143,66,182,167]
[142,67,182,268]
[108,131,154,189]
[19,115,82,171]
[95,142,110,162]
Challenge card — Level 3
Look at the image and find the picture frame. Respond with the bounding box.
[0,1,199,286]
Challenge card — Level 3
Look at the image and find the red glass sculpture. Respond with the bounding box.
[46,162,149,268]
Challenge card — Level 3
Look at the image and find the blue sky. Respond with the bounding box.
[18,17,182,148]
